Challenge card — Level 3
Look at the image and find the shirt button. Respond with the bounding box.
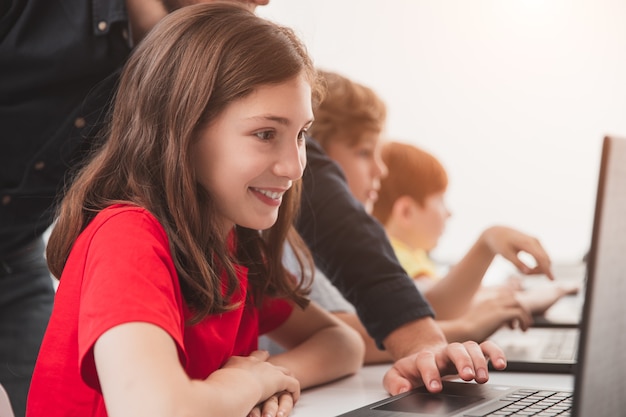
[1,195,11,206]
[122,28,129,41]
[74,117,86,129]
[98,21,108,32]
[33,161,45,171]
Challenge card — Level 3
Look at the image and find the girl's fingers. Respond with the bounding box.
[261,395,279,417]
[276,392,294,417]
[248,405,261,417]
[257,393,294,417]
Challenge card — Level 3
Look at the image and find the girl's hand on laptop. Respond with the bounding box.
[382,340,507,395]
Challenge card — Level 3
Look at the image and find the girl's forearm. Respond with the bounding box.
[269,324,364,388]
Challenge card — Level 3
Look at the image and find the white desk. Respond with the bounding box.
[292,365,574,417]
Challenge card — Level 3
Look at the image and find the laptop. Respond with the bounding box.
[487,326,579,373]
[337,136,626,417]
[487,264,586,373]
[484,181,595,373]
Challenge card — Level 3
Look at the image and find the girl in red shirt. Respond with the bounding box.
[26,4,364,417]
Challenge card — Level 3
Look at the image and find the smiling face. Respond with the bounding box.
[193,74,313,234]
[324,130,387,214]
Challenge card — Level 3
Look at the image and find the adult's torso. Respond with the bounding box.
[0,0,131,254]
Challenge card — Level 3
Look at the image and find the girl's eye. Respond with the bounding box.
[255,130,276,141]
[297,130,307,142]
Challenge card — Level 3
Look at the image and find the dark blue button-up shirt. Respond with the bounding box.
[0,0,131,255]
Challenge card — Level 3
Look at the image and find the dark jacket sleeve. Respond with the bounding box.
[296,136,435,346]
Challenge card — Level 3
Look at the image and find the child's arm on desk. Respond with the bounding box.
[94,322,300,417]
[265,301,365,388]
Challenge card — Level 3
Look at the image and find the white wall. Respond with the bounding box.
[258,0,626,264]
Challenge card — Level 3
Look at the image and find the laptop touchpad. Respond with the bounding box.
[373,391,483,414]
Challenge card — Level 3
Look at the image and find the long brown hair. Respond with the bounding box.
[47,2,321,321]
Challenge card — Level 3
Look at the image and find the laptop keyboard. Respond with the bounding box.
[465,388,573,416]
[541,330,578,361]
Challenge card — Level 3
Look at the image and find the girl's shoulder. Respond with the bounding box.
[86,204,166,242]
[96,203,156,224]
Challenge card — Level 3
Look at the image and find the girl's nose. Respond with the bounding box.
[274,140,306,180]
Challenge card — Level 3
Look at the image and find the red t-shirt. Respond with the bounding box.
[27,205,292,417]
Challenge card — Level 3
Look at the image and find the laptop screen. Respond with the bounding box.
[573,135,626,416]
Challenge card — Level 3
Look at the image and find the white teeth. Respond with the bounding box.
[255,189,283,199]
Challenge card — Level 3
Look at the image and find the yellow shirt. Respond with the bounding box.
[389,237,439,282]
